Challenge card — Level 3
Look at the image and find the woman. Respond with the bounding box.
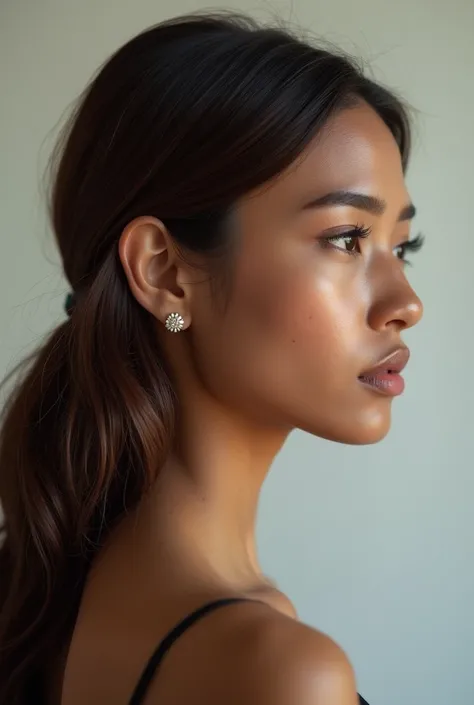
[0,11,424,705]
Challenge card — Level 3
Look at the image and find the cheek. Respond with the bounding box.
[247,259,364,378]
[199,254,366,424]
[283,275,357,374]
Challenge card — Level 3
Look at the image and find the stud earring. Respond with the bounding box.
[165,312,185,333]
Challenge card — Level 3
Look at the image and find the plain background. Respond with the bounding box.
[1,1,473,704]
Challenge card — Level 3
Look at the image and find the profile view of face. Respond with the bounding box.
[187,102,423,445]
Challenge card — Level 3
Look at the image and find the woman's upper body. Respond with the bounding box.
[0,11,422,705]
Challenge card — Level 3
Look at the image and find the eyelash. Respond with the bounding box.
[393,233,425,265]
[322,226,425,265]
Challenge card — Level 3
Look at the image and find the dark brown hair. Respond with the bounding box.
[0,11,412,703]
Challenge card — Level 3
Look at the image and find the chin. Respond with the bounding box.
[298,403,393,446]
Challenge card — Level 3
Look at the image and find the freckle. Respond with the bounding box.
[292,339,296,343]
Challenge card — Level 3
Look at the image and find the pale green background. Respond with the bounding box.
[1,1,473,704]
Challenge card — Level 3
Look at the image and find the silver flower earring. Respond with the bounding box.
[165,312,185,333]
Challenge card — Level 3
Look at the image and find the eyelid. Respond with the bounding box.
[319,224,371,257]
[320,223,371,238]
[396,232,425,250]
[394,232,425,264]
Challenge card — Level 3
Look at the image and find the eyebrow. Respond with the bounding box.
[301,190,416,222]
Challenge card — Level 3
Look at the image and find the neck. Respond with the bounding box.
[147,394,290,592]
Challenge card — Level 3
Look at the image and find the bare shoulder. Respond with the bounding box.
[223,605,360,705]
[147,599,360,705]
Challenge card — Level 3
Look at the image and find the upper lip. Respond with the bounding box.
[359,346,410,377]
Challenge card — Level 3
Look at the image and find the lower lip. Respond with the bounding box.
[358,372,405,397]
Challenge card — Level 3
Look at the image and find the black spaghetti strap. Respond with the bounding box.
[128,597,252,705]
[128,595,371,705]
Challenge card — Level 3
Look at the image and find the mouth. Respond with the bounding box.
[358,346,410,397]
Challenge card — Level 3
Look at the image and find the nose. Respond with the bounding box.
[367,265,423,333]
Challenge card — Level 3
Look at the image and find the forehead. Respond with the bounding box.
[243,102,409,216]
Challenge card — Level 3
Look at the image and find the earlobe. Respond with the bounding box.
[118,216,191,328]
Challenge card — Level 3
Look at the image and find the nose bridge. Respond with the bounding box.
[368,256,423,331]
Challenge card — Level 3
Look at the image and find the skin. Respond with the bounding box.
[58,101,422,705]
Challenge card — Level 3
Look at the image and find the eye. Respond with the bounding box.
[393,233,425,265]
[322,224,371,256]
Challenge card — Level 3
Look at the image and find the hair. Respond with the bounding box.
[0,10,412,703]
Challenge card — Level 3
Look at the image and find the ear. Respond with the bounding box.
[118,216,192,329]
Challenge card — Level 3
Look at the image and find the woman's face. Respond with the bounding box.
[189,101,423,444]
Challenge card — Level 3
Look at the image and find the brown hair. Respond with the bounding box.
[0,11,412,703]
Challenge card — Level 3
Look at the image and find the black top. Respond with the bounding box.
[128,597,370,705]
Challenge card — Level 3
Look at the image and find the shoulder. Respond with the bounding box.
[225,605,360,705]
[147,598,360,705]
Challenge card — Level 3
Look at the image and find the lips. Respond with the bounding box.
[358,347,410,396]
[360,346,410,376]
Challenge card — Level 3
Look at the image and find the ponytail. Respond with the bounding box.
[0,248,177,703]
